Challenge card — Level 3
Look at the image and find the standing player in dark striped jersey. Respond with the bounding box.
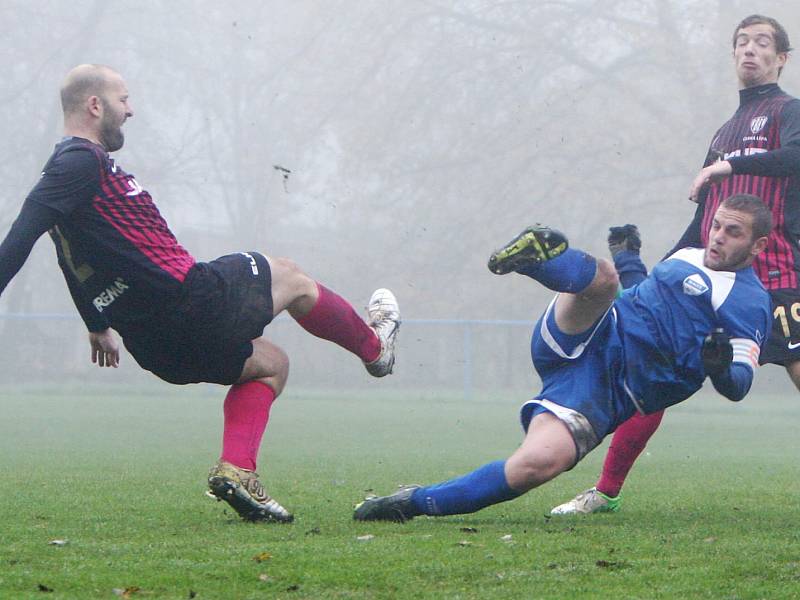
[0,64,400,523]
[552,14,800,516]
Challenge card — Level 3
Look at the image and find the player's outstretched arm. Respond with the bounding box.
[89,329,120,368]
[0,198,60,296]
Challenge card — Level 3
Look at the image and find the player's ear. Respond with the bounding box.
[87,95,102,117]
[751,236,768,257]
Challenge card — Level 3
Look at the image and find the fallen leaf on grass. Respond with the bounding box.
[704,537,716,543]
[286,584,299,591]
[188,591,197,599]
[501,534,513,541]
[305,527,321,536]
[48,539,68,546]
[258,574,272,582]
[252,552,272,563]
[457,540,473,547]
[356,534,375,541]
[37,583,53,593]
[595,560,621,569]
[112,587,141,598]
[459,527,478,534]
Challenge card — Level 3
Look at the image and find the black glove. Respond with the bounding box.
[702,328,733,376]
[608,224,641,257]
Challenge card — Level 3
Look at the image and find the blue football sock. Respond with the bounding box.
[410,460,521,516]
[516,248,596,293]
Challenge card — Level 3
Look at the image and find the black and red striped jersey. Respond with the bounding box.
[1,137,196,334]
[675,84,800,290]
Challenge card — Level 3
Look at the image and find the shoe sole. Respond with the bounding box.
[488,226,568,275]
[208,477,294,523]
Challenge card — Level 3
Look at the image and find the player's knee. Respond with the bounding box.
[270,256,317,297]
[592,258,620,299]
[506,453,564,492]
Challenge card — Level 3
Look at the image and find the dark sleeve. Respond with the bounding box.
[0,198,109,332]
[727,99,800,177]
[28,147,101,214]
[0,198,60,296]
[664,201,705,259]
[709,362,752,402]
[612,251,647,289]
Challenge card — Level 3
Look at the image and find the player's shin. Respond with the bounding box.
[220,381,275,470]
[410,460,521,516]
[295,283,382,362]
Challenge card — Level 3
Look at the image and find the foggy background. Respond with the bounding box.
[0,0,798,399]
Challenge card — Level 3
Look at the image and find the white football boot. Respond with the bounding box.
[550,487,621,515]
[364,288,400,377]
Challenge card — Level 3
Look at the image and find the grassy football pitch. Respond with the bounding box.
[1,384,799,599]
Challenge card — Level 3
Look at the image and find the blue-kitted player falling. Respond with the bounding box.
[354,194,771,521]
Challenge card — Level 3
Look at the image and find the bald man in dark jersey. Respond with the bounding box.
[0,64,401,523]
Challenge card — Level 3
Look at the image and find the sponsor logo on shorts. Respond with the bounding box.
[788,341,800,350]
[241,252,259,276]
[93,277,129,312]
[682,274,708,296]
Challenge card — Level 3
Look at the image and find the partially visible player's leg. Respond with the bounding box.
[550,409,665,515]
[353,412,575,522]
[208,338,294,522]
[266,256,399,376]
[595,409,664,498]
[785,359,800,392]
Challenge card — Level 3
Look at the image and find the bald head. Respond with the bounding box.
[60,64,121,116]
[60,64,132,152]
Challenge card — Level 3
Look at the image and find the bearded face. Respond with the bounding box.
[98,96,126,152]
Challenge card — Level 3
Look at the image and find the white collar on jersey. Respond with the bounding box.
[666,247,737,312]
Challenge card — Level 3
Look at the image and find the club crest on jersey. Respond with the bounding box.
[750,115,768,134]
[682,274,708,296]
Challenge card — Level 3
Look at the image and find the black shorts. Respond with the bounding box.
[759,288,800,366]
[123,251,274,385]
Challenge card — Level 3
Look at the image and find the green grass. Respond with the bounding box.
[1,385,799,599]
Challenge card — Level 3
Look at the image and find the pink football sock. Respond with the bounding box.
[596,409,665,498]
[220,381,276,471]
[295,283,381,363]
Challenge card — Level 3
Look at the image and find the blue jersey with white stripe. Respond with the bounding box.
[615,247,770,413]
